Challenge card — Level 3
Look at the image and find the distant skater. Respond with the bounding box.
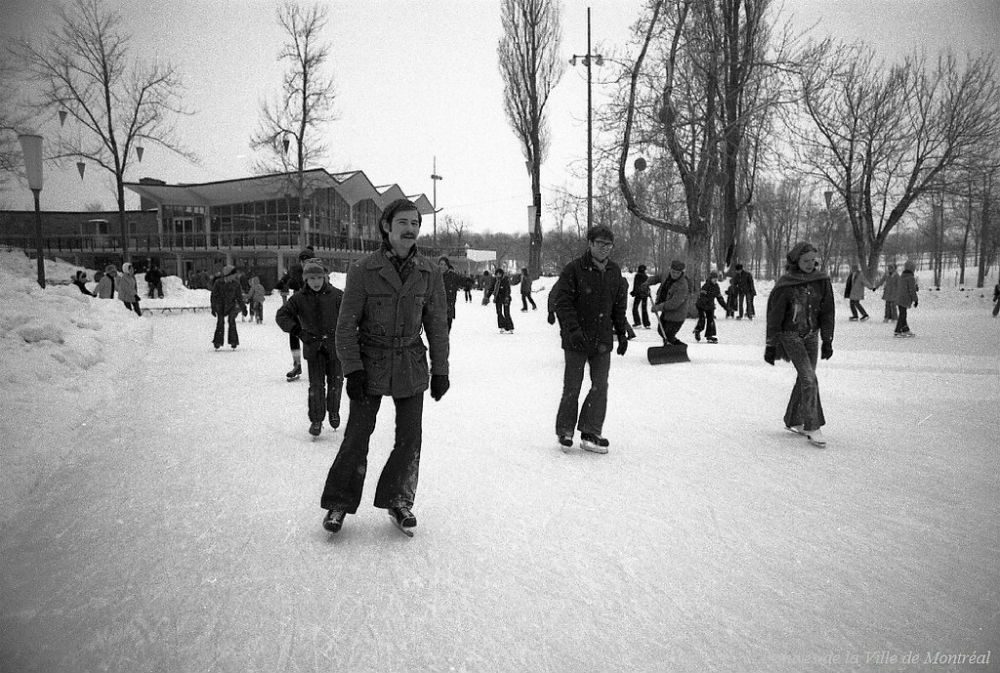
[893,260,919,337]
[210,265,246,349]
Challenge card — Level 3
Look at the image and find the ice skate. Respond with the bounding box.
[309,421,322,437]
[706,336,718,344]
[693,329,701,342]
[286,363,302,381]
[329,411,340,430]
[322,509,345,533]
[558,434,573,452]
[580,432,609,454]
[388,506,416,536]
[805,429,827,448]
[786,424,805,435]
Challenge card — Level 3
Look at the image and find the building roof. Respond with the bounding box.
[125,169,430,212]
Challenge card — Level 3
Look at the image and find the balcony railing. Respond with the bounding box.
[0,231,386,255]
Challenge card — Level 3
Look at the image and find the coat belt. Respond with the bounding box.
[360,333,423,349]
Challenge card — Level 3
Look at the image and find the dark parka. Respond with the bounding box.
[210,276,246,316]
[336,250,449,399]
[553,251,628,353]
[275,281,344,360]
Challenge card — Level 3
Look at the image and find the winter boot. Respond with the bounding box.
[580,433,610,454]
[309,421,322,437]
[322,509,346,533]
[389,505,417,529]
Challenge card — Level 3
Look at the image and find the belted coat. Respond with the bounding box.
[336,249,449,399]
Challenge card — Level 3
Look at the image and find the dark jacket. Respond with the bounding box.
[553,251,628,353]
[734,270,756,296]
[631,270,650,299]
[442,269,461,319]
[275,280,343,360]
[766,270,835,355]
[210,276,246,315]
[336,248,449,399]
[695,279,726,312]
[493,275,512,304]
[894,270,918,308]
[277,263,305,294]
[145,267,162,285]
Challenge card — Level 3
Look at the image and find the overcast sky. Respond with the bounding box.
[2,0,997,235]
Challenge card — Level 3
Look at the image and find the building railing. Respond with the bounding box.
[0,231,387,255]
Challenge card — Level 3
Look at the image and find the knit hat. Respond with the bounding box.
[670,260,686,271]
[302,258,327,277]
[221,264,236,277]
[903,259,916,272]
[786,241,817,266]
[122,262,133,274]
[298,246,315,261]
[637,264,646,273]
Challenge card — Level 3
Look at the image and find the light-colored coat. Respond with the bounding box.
[117,272,138,303]
[96,274,116,299]
[880,271,900,301]
[846,270,868,300]
[336,250,449,399]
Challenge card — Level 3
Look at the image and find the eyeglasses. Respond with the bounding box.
[591,240,614,249]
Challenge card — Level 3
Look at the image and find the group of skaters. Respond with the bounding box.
[842,261,920,337]
[70,262,144,316]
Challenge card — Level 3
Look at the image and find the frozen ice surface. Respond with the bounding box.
[1,249,998,672]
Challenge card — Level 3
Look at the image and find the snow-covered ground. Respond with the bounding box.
[1,248,997,673]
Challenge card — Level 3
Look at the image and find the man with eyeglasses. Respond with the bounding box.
[551,226,629,454]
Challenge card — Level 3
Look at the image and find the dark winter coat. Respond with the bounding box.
[493,275,512,304]
[653,273,690,322]
[766,270,836,357]
[894,270,918,308]
[442,269,461,319]
[631,270,650,299]
[145,267,163,285]
[552,251,628,353]
[733,269,756,296]
[96,274,115,299]
[275,280,343,360]
[695,279,727,312]
[210,276,246,315]
[520,275,533,296]
[336,247,449,399]
[277,263,305,294]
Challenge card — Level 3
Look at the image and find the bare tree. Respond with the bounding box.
[0,56,30,187]
[498,0,565,278]
[250,2,336,241]
[12,0,195,261]
[792,41,1000,284]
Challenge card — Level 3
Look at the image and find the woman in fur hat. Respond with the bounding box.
[764,242,836,448]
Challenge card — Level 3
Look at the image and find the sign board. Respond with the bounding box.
[465,249,496,262]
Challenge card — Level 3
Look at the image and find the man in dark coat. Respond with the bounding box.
[552,225,629,454]
[276,247,314,379]
[438,255,461,331]
[276,259,344,436]
[732,263,757,319]
[630,264,650,328]
[145,263,164,298]
[493,268,514,333]
[320,198,450,535]
[210,265,246,349]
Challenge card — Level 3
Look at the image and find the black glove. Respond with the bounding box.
[547,312,556,325]
[430,374,450,401]
[764,345,776,366]
[568,330,587,351]
[821,340,833,360]
[211,310,217,317]
[913,299,918,308]
[346,370,367,401]
[616,337,628,356]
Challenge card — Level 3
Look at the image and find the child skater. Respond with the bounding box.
[693,271,728,343]
[246,276,266,324]
[275,259,345,436]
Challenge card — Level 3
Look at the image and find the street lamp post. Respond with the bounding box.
[18,134,46,288]
[570,7,603,231]
[431,156,443,247]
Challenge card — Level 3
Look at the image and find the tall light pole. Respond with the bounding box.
[431,156,443,247]
[570,7,603,231]
[18,134,46,288]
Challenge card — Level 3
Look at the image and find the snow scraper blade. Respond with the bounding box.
[647,343,690,365]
